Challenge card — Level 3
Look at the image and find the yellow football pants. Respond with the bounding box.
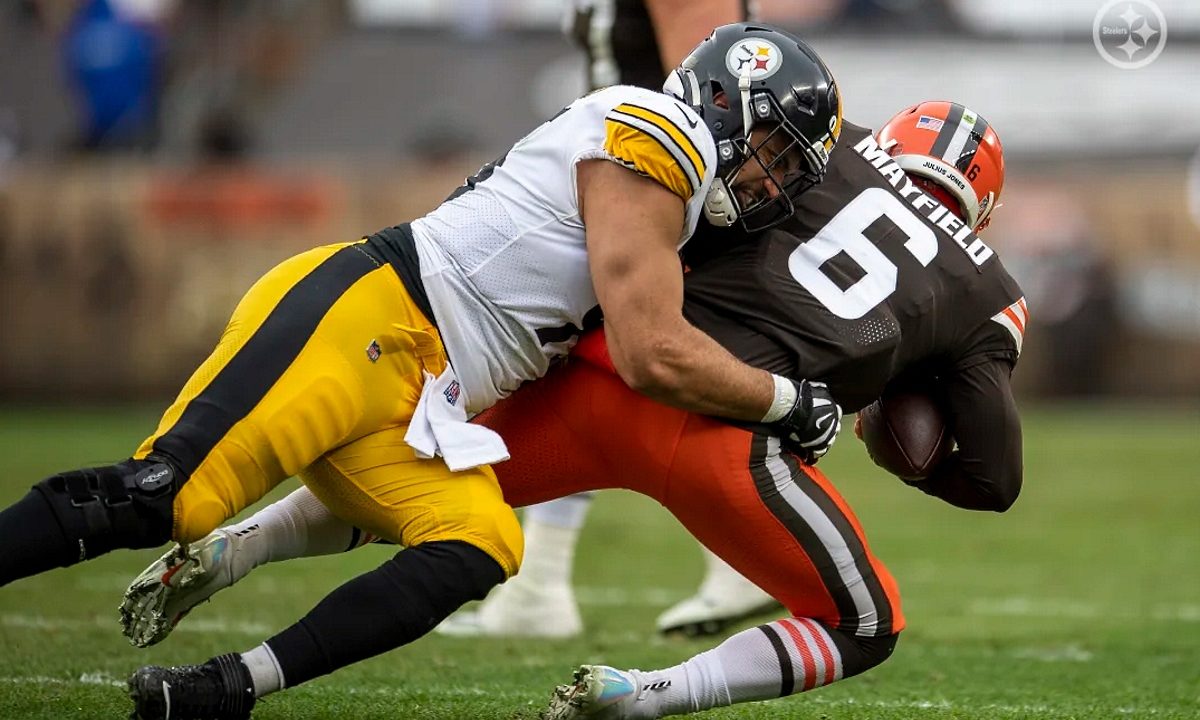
[133,241,522,576]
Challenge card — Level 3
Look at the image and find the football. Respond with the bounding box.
[858,385,952,482]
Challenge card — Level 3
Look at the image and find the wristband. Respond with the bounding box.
[761,374,798,424]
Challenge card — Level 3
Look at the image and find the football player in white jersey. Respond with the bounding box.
[0,22,844,720]
[448,0,779,643]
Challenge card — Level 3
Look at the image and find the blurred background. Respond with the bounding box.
[1,0,1198,404]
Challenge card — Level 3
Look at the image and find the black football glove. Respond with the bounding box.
[772,379,843,464]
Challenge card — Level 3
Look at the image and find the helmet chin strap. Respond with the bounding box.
[738,62,755,144]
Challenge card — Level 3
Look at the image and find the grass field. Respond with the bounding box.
[0,404,1197,719]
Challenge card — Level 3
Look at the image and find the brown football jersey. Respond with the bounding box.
[682,123,1026,413]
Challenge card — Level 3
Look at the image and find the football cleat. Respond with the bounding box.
[436,574,582,639]
[656,551,783,637]
[127,652,256,720]
[542,665,662,720]
[120,530,239,648]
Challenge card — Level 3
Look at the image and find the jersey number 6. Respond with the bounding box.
[788,188,937,320]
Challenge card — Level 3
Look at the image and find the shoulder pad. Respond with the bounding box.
[600,87,712,202]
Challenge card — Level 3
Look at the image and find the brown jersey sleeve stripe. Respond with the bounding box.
[150,245,379,478]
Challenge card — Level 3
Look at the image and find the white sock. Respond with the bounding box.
[240,643,285,697]
[625,652,731,717]
[517,496,593,588]
[524,494,593,529]
[629,619,845,716]
[222,487,356,580]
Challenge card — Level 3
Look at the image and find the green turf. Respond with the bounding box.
[0,404,1197,719]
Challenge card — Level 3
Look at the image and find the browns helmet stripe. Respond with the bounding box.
[955,114,990,172]
[927,102,965,161]
[940,107,982,172]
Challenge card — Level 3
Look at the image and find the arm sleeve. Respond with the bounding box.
[913,357,1023,512]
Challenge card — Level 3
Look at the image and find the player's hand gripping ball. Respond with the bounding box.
[856,381,952,483]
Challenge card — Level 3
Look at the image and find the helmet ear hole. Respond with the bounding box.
[708,81,729,109]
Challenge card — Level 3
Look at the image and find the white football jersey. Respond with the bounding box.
[411,85,716,413]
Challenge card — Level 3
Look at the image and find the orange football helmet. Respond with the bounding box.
[876,101,1005,232]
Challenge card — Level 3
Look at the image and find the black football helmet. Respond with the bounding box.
[664,23,842,231]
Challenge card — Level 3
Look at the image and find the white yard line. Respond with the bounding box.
[0,673,124,688]
[1009,643,1095,663]
[573,585,682,606]
[1,612,270,636]
[805,696,1163,716]
[968,597,1200,623]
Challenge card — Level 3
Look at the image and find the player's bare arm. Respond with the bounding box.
[578,158,774,420]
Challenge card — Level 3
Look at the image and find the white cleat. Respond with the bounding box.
[655,550,782,637]
[436,575,582,638]
[119,529,239,648]
[541,665,652,720]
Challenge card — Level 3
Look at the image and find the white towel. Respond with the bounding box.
[405,365,510,472]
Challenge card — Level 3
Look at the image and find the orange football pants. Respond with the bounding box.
[475,330,904,637]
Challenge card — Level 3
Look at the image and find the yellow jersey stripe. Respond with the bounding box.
[604,111,700,192]
[604,117,695,201]
[612,103,706,182]
[604,111,700,195]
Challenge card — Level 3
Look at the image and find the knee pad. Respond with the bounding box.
[33,458,180,560]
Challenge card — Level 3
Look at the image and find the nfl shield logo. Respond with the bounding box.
[443,380,461,406]
[365,340,382,363]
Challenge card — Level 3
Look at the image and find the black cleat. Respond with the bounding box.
[127,652,256,720]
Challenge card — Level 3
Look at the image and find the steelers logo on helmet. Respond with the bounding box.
[725,39,783,80]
